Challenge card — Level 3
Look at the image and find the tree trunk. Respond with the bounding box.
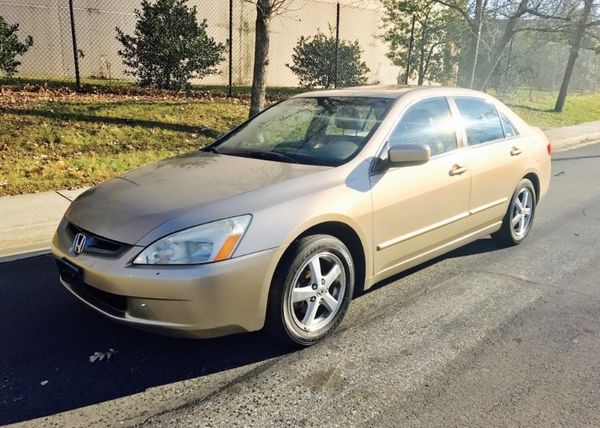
[422,43,437,84]
[477,26,514,91]
[249,0,271,118]
[417,40,426,85]
[478,0,528,91]
[555,0,592,112]
[467,0,485,88]
[468,22,482,88]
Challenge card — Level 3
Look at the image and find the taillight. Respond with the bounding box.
[547,143,552,155]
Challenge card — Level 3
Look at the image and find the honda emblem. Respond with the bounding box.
[72,233,87,255]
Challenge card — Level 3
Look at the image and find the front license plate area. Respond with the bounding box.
[56,258,83,285]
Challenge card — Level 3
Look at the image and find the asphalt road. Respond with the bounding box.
[2,143,600,427]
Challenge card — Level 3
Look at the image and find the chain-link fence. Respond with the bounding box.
[0,0,399,91]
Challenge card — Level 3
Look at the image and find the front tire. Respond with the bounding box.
[266,234,355,346]
[493,178,536,245]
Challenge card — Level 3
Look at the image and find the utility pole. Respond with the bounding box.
[228,0,233,97]
[334,2,340,88]
[404,14,415,85]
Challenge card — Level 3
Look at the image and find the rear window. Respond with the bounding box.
[454,97,504,145]
[500,112,519,138]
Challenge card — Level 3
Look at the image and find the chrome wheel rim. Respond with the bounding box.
[288,252,346,333]
[511,187,533,238]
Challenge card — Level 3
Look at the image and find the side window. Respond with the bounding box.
[454,97,504,145]
[500,112,518,138]
[388,97,457,156]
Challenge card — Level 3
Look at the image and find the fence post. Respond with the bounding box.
[334,2,340,88]
[404,14,415,85]
[68,0,81,91]
[228,0,233,97]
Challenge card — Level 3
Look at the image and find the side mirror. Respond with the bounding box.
[388,143,431,166]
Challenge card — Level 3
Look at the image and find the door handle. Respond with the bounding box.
[510,146,522,156]
[449,164,468,176]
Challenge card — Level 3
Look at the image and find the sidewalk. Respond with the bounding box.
[544,120,600,152]
[0,188,89,260]
[1,121,600,261]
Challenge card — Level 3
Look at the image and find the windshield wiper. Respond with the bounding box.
[201,146,219,153]
[251,151,299,164]
[226,150,299,164]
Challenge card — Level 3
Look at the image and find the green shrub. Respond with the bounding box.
[116,0,225,90]
[0,16,33,77]
[287,32,369,88]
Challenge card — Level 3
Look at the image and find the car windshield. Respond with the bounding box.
[210,96,393,166]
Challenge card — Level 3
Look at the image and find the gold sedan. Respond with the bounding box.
[52,86,551,345]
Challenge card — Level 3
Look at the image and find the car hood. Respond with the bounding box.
[66,151,326,244]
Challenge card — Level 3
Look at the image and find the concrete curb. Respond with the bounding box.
[0,122,599,262]
[549,133,600,152]
[544,120,600,152]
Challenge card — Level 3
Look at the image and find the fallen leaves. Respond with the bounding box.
[89,348,118,363]
[0,84,253,109]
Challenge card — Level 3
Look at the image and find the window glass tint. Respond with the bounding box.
[500,112,518,137]
[388,97,457,156]
[455,97,504,145]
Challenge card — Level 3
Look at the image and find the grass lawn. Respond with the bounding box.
[1,84,600,196]
[495,88,600,129]
[0,89,248,196]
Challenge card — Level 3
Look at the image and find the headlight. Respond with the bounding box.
[133,215,251,265]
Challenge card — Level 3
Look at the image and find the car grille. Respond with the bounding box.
[64,278,127,317]
[66,222,130,257]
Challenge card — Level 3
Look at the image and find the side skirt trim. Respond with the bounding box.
[374,221,503,280]
[376,197,507,251]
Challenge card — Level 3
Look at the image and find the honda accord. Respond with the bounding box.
[52,86,551,345]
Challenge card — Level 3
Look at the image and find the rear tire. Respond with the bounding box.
[266,234,355,346]
[493,178,536,245]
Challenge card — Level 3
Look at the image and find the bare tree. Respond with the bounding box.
[434,0,491,88]
[247,0,290,118]
[477,0,586,91]
[553,0,594,111]
[525,0,598,111]
[477,0,531,90]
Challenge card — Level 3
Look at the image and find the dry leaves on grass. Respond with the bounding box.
[0,85,252,110]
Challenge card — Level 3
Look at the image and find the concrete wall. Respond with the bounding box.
[1,0,399,86]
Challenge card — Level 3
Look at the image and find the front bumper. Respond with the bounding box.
[51,218,279,338]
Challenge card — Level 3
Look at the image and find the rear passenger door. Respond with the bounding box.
[452,97,527,227]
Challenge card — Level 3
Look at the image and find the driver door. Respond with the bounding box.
[370,97,471,276]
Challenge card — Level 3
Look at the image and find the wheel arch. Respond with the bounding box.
[273,221,368,295]
[523,172,540,204]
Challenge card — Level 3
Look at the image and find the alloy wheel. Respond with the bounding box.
[511,187,533,238]
[288,252,346,332]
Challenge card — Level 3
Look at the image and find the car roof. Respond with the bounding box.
[292,85,492,100]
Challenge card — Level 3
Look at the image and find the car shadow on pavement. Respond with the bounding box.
[552,154,600,161]
[361,236,506,295]
[0,254,294,425]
